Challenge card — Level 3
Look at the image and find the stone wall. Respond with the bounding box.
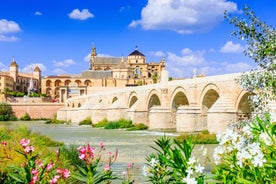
[11,103,64,119]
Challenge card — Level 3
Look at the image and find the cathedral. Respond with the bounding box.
[41,46,166,102]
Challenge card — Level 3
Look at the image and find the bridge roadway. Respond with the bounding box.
[57,71,253,133]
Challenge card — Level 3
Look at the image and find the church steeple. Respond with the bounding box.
[89,44,97,70]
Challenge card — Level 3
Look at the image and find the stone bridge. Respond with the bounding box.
[57,71,252,133]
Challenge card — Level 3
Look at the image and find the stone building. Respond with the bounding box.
[41,46,166,102]
[0,58,41,97]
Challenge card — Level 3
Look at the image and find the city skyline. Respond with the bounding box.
[0,0,275,78]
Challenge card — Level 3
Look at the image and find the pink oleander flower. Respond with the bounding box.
[20,138,30,147]
[35,159,44,168]
[108,151,113,156]
[31,169,38,175]
[104,164,110,171]
[56,168,70,178]
[62,169,70,178]
[1,141,7,146]
[31,175,38,183]
[24,145,34,153]
[128,163,134,168]
[79,153,85,160]
[49,175,60,184]
[46,162,54,170]
[99,142,105,148]
[122,171,127,176]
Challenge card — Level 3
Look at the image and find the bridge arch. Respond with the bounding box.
[170,87,189,126]
[128,92,138,108]
[235,91,253,121]
[200,84,220,115]
[147,89,161,110]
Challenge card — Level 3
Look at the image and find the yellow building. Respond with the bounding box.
[0,58,41,100]
[42,46,166,102]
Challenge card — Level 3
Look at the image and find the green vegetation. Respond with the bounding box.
[127,123,148,131]
[20,113,31,121]
[45,114,67,124]
[93,118,109,127]
[79,116,92,125]
[104,118,133,129]
[175,130,218,144]
[94,118,149,130]
[0,102,17,121]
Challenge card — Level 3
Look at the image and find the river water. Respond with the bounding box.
[0,121,217,183]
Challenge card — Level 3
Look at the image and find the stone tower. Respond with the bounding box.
[89,45,97,70]
[9,57,18,84]
[33,66,41,93]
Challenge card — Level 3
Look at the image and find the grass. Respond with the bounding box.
[93,118,109,127]
[127,123,148,131]
[175,130,218,144]
[93,118,148,130]
[79,116,92,125]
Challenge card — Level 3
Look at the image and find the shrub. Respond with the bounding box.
[175,131,218,144]
[79,117,92,125]
[20,113,31,121]
[93,118,109,127]
[45,114,67,124]
[127,123,148,131]
[104,118,133,129]
[0,103,15,121]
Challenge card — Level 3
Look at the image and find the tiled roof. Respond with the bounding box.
[128,49,145,57]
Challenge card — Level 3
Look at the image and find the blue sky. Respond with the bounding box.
[0,0,275,78]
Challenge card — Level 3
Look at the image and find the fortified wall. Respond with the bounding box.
[57,71,260,133]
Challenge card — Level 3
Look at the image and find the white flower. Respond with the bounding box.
[252,153,266,167]
[200,145,207,156]
[237,149,252,160]
[142,165,148,176]
[187,156,196,165]
[183,176,197,184]
[259,132,272,146]
[186,166,194,176]
[195,164,204,174]
[149,157,158,167]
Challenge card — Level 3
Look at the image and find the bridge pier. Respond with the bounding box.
[176,106,206,132]
[127,110,149,126]
[91,108,107,124]
[149,106,174,129]
[106,107,128,121]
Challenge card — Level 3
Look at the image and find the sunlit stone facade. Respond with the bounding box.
[41,46,166,102]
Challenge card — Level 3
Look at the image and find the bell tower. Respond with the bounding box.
[89,44,97,70]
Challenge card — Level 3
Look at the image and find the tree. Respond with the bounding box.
[225,6,276,116]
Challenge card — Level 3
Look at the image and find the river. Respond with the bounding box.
[0,121,217,183]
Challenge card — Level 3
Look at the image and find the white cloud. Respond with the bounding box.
[220,41,244,53]
[68,9,94,20]
[53,68,67,75]
[164,47,254,78]
[167,48,205,66]
[150,51,166,58]
[129,0,237,33]
[0,62,8,71]
[21,63,46,73]
[53,59,76,67]
[0,19,21,34]
[199,62,253,76]
[0,34,18,42]
[34,11,42,16]
[0,19,21,42]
